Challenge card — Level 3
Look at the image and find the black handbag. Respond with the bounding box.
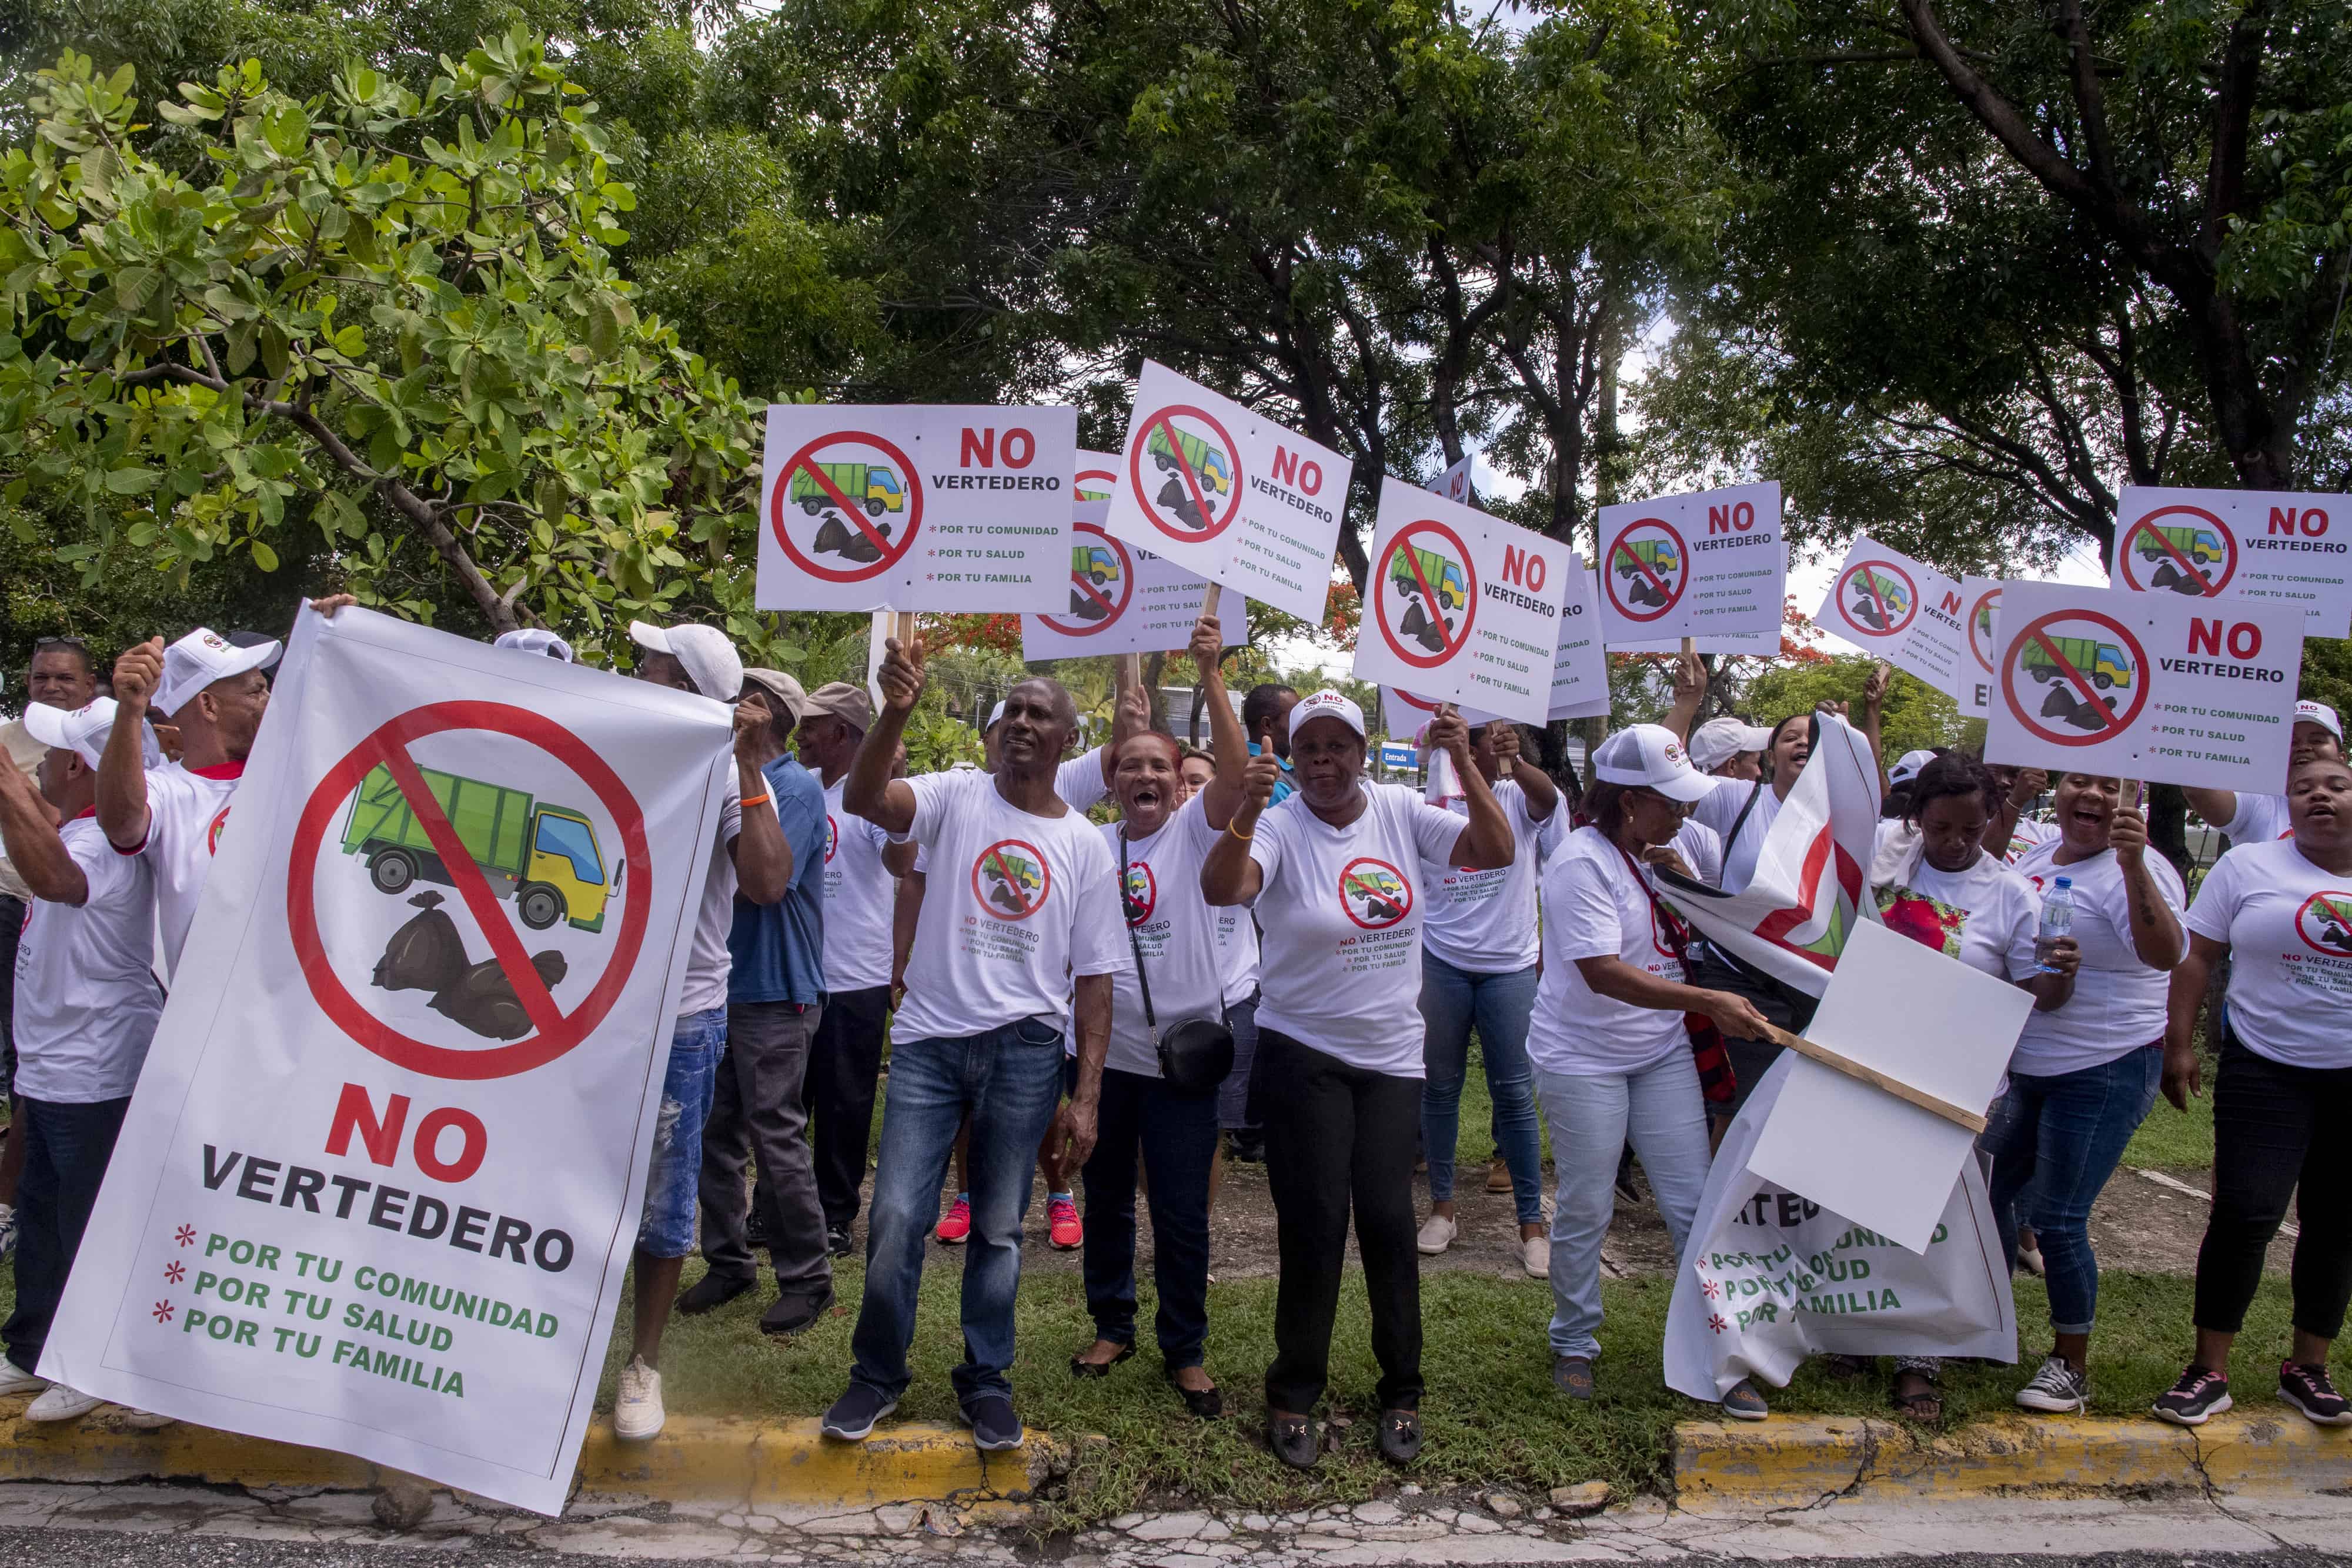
[1121,828,1235,1097]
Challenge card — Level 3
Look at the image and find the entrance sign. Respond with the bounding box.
[2110,484,2352,637]
[1814,536,1966,696]
[757,403,1078,613]
[1104,360,1351,624]
[41,607,734,1516]
[1352,477,1572,726]
[1959,576,2003,718]
[1595,482,1785,643]
[1983,580,2304,793]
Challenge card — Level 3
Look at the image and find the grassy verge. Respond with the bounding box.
[2120,1039,2217,1169]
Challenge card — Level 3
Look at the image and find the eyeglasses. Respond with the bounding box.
[1633,787,1695,817]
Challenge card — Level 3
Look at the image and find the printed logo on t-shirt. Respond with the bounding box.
[971,840,1051,921]
[1338,857,1412,930]
[1875,885,1967,958]
[1121,861,1157,926]
[206,804,230,855]
[2292,891,2352,958]
[824,815,838,865]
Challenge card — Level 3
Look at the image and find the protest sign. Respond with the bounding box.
[757,403,1077,613]
[1104,360,1351,624]
[1594,482,1785,643]
[2109,485,2352,637]
[1022,452,1245,660]
[1382,686,1500,733]
[1431,454,1475,507]
[1664,1058,2015,1403]
[1812,536,1966,695]
[1748,922,2033,1250]
[1983,580,2304,793]
[41,608,733,1515]
[1549,558,1609,717]
[1351,478,1573,726]
[1959,576,2003,718]
[1074,447,1120,504]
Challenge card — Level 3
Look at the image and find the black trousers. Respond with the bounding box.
[1258,1028,1422,1413]
[1081,1066,1220,1368]
[0,892,23,1107]
[2,1095,129,1375]
[2194,1034,2352,1340]
[1698,950,1819,1116]
[803,984,892,1233]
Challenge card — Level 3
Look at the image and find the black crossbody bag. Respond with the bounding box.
[1121,828,1235,1097]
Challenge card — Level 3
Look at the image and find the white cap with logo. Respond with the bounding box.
[1592,723,1715,803]
[1288,690,1367,741]
[2294,699,2343,741]
[1688,716,1772,773]
[628,621,744,703]
[22,698,123,769]
[155,627,282,716]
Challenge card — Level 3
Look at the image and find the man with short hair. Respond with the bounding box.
[25,637,97,711]
[1241,683,1299,806]
[614,620,797,1441]
[680,667,837,1336]
[1687,716,1769,782]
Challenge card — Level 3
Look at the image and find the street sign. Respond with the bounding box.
[1813,535,1966,696]
[1595,482,1786,643]
[2109,484,2352,637]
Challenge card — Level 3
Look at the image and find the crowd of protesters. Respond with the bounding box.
[3,610,2347,1462]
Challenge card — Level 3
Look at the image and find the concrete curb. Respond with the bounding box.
[0,1407,1036,1511]
[1673,1412,2352,1510]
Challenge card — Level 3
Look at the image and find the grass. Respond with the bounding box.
[2121,1038,2217,1169]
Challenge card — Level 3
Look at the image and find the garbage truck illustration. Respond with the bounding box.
[2022,634,2134,693]
[1145,425,1232,530]
[1068,544,1123,620]
[790,461,905,518]
[2133,521,2225,593]
[1388,544,1468,651]
[1611,536,1681,608]
[340,764,616,934]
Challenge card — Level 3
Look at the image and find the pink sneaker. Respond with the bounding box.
[1048,1193,1083,1250]
[935,1194,971,1245]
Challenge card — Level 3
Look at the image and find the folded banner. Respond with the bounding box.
[1655,713,1883,997]
[1664,1059,2017,1402]
[41,607,734,1515]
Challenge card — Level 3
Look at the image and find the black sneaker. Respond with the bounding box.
[676,1271,753,1316]
[962,1393,1024,1452]
[1228,1132,1265,1164]
[820,1383,897,1442]
[2151,1364,2233,1426]
[761,1283,834,1337]
[2279,1360,2352,1426]
[826,1224,855,1258]
[2014,1353,2090,1414]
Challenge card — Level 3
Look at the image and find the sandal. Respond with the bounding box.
[1165,1366,1222,1420]
[1890,1371,1942,1423]
[1069,1342,1134,1379]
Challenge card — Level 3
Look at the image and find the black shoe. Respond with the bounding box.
[676,1271,753,1316]
[1165,1366,1222,1420]
[820,1383,897,1442]
[1552,1355,1595,1402]
[1377,1407,1422,1466]
[962,1393,1024,1452]
[760,1283,834,1336]
[1228,1132,1265,1164]
[1070,1342,1134,1379]
[826,1224,854,1258]
[2151,1363,2233,1426]
[1267,1409,1318,1470]
[2280,1360,2352,1426]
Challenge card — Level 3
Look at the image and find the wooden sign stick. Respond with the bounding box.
[1759,1022,1987,1134]
[2122,779,2143,812]
[891,610,917,650]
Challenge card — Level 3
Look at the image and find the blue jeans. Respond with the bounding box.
[1081,1067,1220,1367]
[636,1007,727,1259]
[851,1019,1069,1409]
[1418,954,1544,1225]
[1980,1044,2163,1333]
[1217,992,1261,1132]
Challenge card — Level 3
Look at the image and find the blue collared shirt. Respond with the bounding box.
[1247,740,1297,806]
[727,755,828,1005]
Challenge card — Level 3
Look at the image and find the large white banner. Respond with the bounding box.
[1594,482,1786,644]
[2109,484,2352,637]
[42,608,732,1515]
[757,403,1078,612]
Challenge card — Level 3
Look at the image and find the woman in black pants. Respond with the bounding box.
[1201,691,1511,1469]
[2154,757,2352,1427]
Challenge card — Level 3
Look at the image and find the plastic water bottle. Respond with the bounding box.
[2034,877,2074,974]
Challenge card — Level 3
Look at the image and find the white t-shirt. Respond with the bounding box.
[1526,825,1690,1076]
[1099,802,1230,1078]
[679,771,748,1017]
[1247,783,1465,1076]
[2184,838,2352,1069]
[2006,841,2186,1075]
[821,775,897,991]
[1872,847,2040,984]
[1692,775,1783,894]
[891,768,1128,1045]
[2220,792,2293,845]
[127,760,242,980]
[14,814,166,1102]
[1419,780,1563,973]
[906,749,1111,875]
[2003,818,2059,864]
[1672,820,1725,889]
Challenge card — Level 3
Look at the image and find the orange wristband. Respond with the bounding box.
[741,791,772,809]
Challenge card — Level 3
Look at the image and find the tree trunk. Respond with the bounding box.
[1140,651,1168,733]
[2146,782,2191,878]
[1537,719,1583,798]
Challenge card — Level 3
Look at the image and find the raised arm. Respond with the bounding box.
[844,637,923,834]
[726,705,792,906]
[1982,766,2047,856]
[0,757,86,905]
[2111,798,2186,971]
[1434,711,1512,871]
[2181,786,2239,831]
[1494,723,1558,820]
[1191,613,1247,831]
[97,637,163,850]
[1101,666,1149,785]
[1857,662,1889,788]
[1201,750,1277,905]
[1661,650,1706,741]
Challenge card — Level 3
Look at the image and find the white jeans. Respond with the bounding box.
[1535,1051,1713,1361]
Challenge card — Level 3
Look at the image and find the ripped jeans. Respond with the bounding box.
[636,1007,727,1259]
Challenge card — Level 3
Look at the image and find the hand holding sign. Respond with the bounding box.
[877,633,926,716]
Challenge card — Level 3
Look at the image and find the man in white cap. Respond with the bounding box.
[613,620,799,1440]
[1686,716,1771,781]
[492,628,576,662]
[2183,698,2344,844]
[0,698,169,1425]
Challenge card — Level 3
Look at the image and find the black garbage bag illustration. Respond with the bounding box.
[1155,475,1209,531]
[2039,683,2112,732]
[1850,590,1890,630]
[2149,560,2210,595]
[814,510,893,562]
[371,890,569,1040]
[1625,575,1667,609]
[2314,913,2352,954]
[1398,594,1453,653]
[1067,585,1110,620]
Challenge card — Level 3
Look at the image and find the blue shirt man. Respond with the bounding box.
[1241,682,1301,807]
[728,748,828,1004]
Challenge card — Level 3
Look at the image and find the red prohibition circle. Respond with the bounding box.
[1601,519,1689,624]
[970,838,1052,922]
[1999,609,2151,748]
[1127,404,1244,543]
[1967,586,2003,673]
[207,804,231,856]
[1075,464,1118,504]
[2116,503,2239,597]
[1374,520,1481,670]
[1338,855,1413,930]
[824,814,838,865]
[1121,861,1158,926]
[286,701,655,1081]
[767,429,925,583]
[1038,521,1136,637]
[1835,559,1919,638]
[2293,890,2352,958]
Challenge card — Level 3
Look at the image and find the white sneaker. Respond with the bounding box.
[25,1383,103,1423]
[1415,1213,1456,1255]
[613,1356,665,1441]
[0,1362,45,1398]
[115,1407,178,1430]
[1521,1232,1552,1278]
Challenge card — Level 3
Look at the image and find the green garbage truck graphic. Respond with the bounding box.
[789,462,905,518]
[340,764,616,934]
[1068,544,1122,620]
[1612,537,1681,609]
[2022,634,2134,693]
[2133,521,2226,594]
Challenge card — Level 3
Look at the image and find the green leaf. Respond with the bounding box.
[103,465,162,494]
[251,538,280,571]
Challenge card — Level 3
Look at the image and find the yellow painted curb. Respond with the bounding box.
[0,1406,1030,1510]
[1674,1412,2351,1510]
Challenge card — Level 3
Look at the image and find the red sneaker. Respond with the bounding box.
[935,1194,971,1245]
[1048,1193,1083,1250]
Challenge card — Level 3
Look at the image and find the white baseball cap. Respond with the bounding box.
[494,628,575,663]
[985,700,1007,731]
[1887,748,1940,788]
[629,620,743,703]
[2294,699,2343,741]
[22,697,122,769]
[1288,690,1367,742]
[1688,716,1772,773]
[155,627,282,716]
[1592,723,1713,803]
